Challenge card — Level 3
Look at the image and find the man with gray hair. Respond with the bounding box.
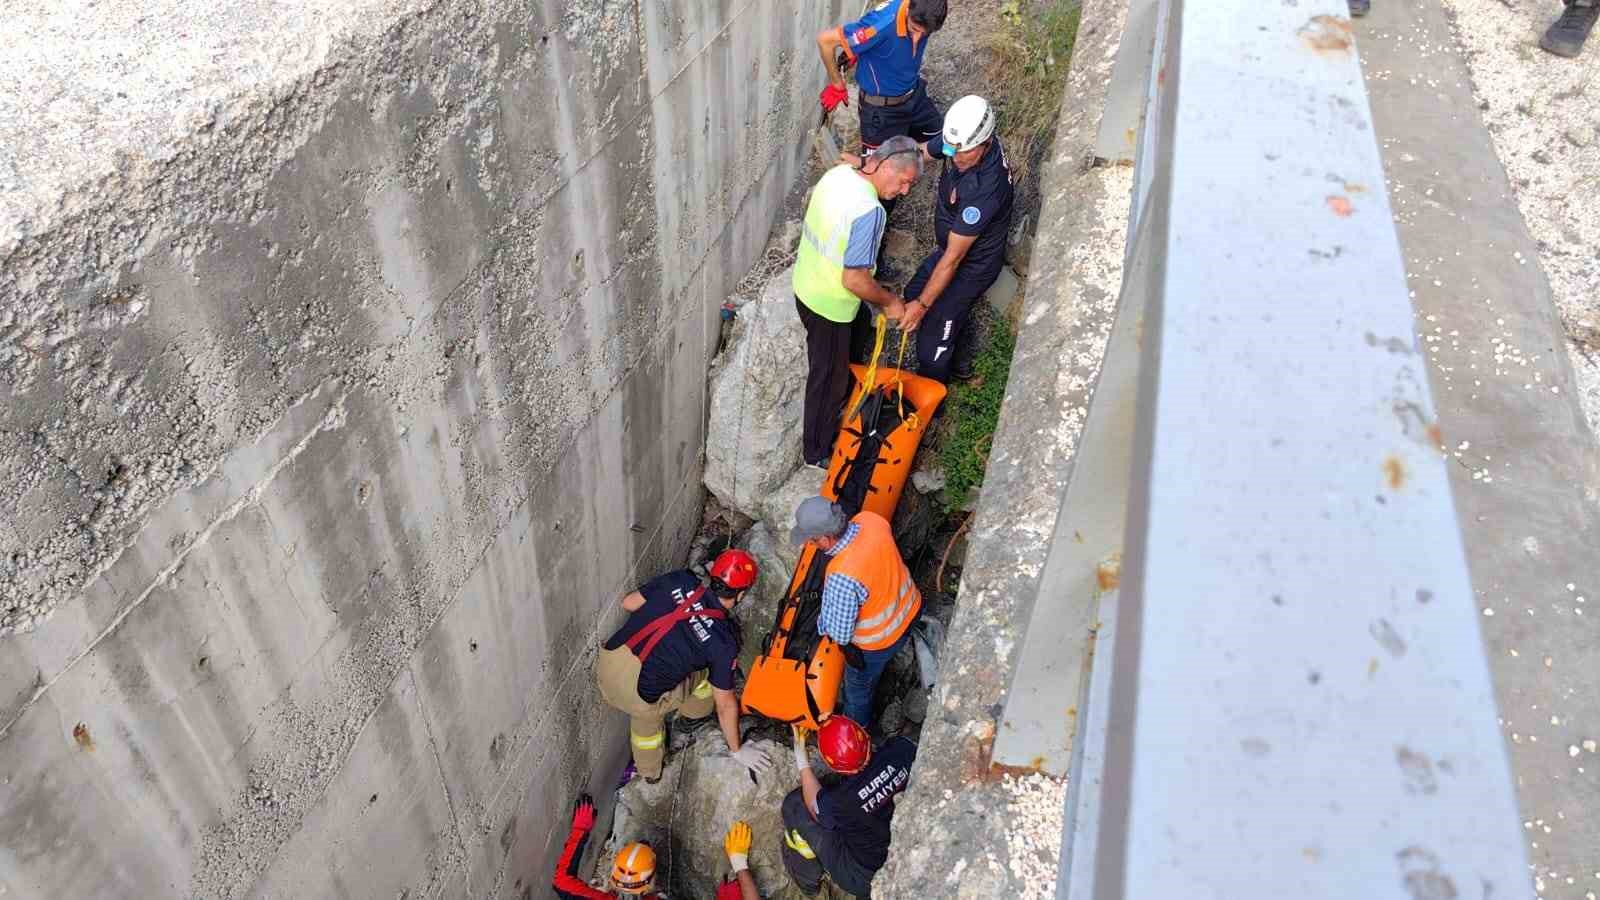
[791,137,925,468]
[790,495,922,726]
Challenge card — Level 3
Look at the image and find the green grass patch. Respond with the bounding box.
[938,318,1017,511]
[988,0,1082,182]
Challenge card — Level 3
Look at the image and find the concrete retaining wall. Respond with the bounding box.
[874,0,1135,895]
[0,1,842,896]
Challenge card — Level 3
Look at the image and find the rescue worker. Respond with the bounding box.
[896,95,1014,383]
[789,496,921,726]
[553,795,761,899]
[552,794,662,898]
[597,549,773,782]
[816,0,951,278]
[715,821,761,900]
[780,717,918,898]
[792,137,925,469]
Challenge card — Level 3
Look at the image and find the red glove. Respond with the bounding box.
[571,794,596,831]
[820,83,849,113]
[716,878,743,900]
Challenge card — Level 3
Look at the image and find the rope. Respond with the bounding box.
[846,313,888,423]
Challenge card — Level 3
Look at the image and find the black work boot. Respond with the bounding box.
[1348,0,1371,16]
[1542,0,1599,57]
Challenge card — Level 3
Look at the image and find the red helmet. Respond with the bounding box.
[817,716,871,774]
[709,548,758,591]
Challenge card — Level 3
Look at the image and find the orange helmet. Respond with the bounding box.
[709,548,759,592]
[610,841,656,895]
[817,715,871,775]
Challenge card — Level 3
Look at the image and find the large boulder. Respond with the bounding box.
[732,522,793,674]
[705,267,807,519]
[608,735,800,899]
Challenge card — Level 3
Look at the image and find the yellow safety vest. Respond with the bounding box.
[792,165,883,323]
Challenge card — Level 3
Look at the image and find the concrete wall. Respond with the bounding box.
[875,0,1135,895]
[0,1,842,896]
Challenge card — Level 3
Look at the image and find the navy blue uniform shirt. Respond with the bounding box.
[814,736,919,872]
[932,136,1015,284]
[603,570,738,703]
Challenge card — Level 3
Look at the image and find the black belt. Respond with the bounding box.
[860,88,915,107]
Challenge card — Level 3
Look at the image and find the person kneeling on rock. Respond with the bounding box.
[780,716,918,899]
[597,549,773,783]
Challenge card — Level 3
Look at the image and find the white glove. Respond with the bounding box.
[792,727,811,772]
[731,743,773,776]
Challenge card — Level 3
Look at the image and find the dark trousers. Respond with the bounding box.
[904,253,998,383]
[797,297,874,465]
[839,624,915,727]
[780,789,877,898]
[860,81,944,242]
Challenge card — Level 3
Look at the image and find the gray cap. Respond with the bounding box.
[790,495,848,546]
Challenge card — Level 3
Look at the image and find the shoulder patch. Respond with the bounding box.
[961,206,982,225]
[850,25,877,45]
[873,0,893,9]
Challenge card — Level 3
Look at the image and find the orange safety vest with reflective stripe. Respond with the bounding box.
[826,512,921,651]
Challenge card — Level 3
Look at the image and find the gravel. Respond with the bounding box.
[1436,0,1600,437]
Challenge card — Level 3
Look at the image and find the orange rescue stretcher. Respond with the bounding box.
[739,361,946,729]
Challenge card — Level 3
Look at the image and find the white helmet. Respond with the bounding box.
[942,95,995,155]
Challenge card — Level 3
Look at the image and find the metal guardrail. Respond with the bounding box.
[992,1,1532,896]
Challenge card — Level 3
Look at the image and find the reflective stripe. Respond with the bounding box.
[800,221,840,263]
[856,577,915,631]
[692,678,713,699]
[785,829,817,859]
[631,730,664,750]
[854,592,918,646]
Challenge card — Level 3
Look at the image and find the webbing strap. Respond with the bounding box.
[624,586,723,662]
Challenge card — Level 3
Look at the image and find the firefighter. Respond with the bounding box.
[551,794,661,899]
[790,496,921,727]
[553,797,760,899]
[779,717,919,898]
[597,549,773,782]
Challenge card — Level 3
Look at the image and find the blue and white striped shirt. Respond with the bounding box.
[818,523,870,646]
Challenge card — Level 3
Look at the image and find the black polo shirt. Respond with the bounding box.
[603,570,739,703]
[814,736,918,873]
[932,136,1015,285]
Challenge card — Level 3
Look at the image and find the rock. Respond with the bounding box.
[881,227,918,264]
[910,467,946,495]
[770,218,803,256]
[757,466,826,560]
[982,265,1023,323]
[1566,126,1593,148]
[733,522,795,673]
[1005,212,1033,275]
[609,735,798,900]
[705,267,808,519]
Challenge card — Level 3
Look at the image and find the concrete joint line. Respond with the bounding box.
[408,665,472,882]
[0,380,350,742]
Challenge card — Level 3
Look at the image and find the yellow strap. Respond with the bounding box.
[845,313,888,423]
[631,729,664,750]
[692,678,712,699]
[893,328,910,418]
[785,829,817,859]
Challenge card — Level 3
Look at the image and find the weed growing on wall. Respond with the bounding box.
[987,0,1082,182]
[938,319,1017,511]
